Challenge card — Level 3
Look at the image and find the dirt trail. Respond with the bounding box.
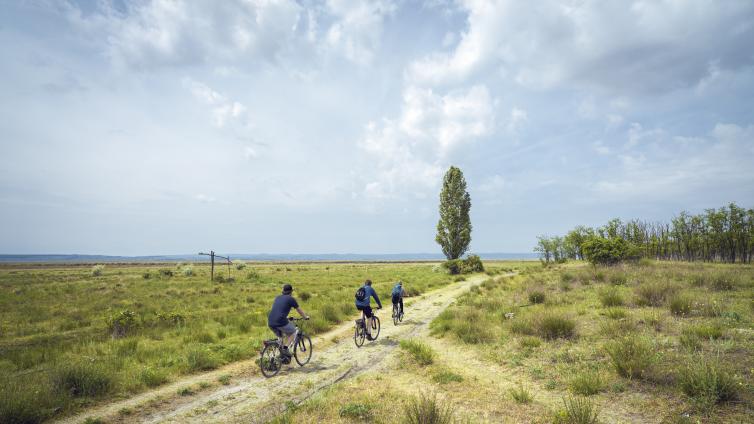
[57,274,495,424]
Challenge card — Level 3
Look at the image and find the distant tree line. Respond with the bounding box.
[535,203,754,264]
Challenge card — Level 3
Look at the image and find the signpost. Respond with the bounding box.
[198,251,232,282]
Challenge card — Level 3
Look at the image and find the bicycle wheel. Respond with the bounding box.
[294,334,313,366]
[399,309,404,323]
[354,321,365,347]
[392,304,399,326]
[260,343,283,378]
[371,316,381,340]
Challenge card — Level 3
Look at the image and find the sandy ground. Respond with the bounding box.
[56,274,494,424]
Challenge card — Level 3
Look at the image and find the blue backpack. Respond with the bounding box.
[391,284,402,297]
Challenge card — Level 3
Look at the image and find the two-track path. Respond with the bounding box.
[57,274,495,424]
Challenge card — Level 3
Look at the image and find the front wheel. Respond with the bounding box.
[370,316,381,341]
[294,334,313,366]
[260,343,282,378]
[392,305,399,326]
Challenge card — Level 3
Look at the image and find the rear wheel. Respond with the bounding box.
[370,316,381,340]
[399,309,404,322]
[392,304,399,325]
[354,321,365,347]
[260,343,282,378]
[294,334,313,366]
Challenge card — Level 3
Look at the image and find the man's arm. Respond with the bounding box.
[296,307,309,319]
[371,288,382,308]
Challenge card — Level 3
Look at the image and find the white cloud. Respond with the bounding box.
[507,107,527,132]
[593,140,610,155]
[361,84,495,199]
[183,78,250,128]
[194,193,216,203]
[324,0,396,65]
[244,146,259,159]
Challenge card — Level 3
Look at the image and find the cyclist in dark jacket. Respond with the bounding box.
[355,279,382,340]
[391,280,407,315]
[268,284,309,358]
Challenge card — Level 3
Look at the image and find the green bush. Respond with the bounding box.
[609,274,627,286]
[520,336,541,348]
[569,371,604,396]
[552,396,599,424]
[106,310,138,338]
[182,265,194,277]
[683,323,723,341]
[599,287,624,307]
[461,255,485,273]
[678,357,739,407]
[635,282,675,307]
[537,314,576,339]
[91,264,105,277]
[0,378,61,424]
[186,348,219,372]
[52,361,113,397]
[159,269,174,278]
[403,392,455,424]
[442,260,462,275]
[604,336,655,379]
[582,236,639,265]
[139,367,168,388]
[669,294,693,316]
[235,261,247,270]
[320,304,342,324]
[710,273,738,291]
[509,384,533,404]
[300,292,311,301]
[432,370,463,384]
[400,339,436,366]
[603,307,627,320]
[339,403,373,420]
[528,290,546,304]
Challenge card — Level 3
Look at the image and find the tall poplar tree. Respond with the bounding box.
[435,166,472,260]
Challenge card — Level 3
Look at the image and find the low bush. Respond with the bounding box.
[599,287,624,307]
[528,290,546,304]
[710,273,738,291]
[605,336,655,379]
[400,339,436,366]
[635,282,676,307]
[159,269,174,278]
[139,367,168,388]
[509,384,533,404]
[432,370,463,384]
[339,403,373,420]
[106,309,138,338]
[678,357,739,407]
[299,292,312,301]
[519,336,542,349]
[91,264,105,277]
[0,379,61,424]
[182,265,194,277]
[569,371,604,396]
[320,304,342,324]
[52,361,113,397]
[186,348,219,372]
[403,392,455,424]
[669,294,693,316]
[609,274,627,286]
[235,261,247,270]
[462,254,485,273]
[603,307,628,320]
[510,317,535,336]
[442,259,462,275]
[683,323,723,341]
[537,313,576,339]
[552,396,599,424]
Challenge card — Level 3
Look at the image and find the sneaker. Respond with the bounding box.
[366,334,373,341]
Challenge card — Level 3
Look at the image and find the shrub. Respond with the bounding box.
[510,318,536,336]
[599,318,636,337]
[403,392,455,424]
[139,367,168,387]
[218,374,231,385]
[609,274,627,286]
[552,396,599,424]
[0,379,60,424]
[569,371,604,396]
[683,323,723,341]
[528,290,546,304]
[432,370,463,384]
[537,314,576,339]
[159,269,174,278]
[182,265,194,277]
[594,271,606,282]
[106,310,138,338]
[320,304,342,324]
[400,339,436,366]
[52,361,113,397]
[300,292,312,301]
[509,384,533,404]
[442,259,462,275]
[156,312,185,327]
[235,261,247,270]
[561,272,575,283]
[604,336,655,379]
[91,264,105,277]
[142,271,151,279]
[339,403,373,420]
[520,336,541,349]
[669,294,693,316]
[710,273,738,291]
[461,254,484,273]
[186,348,219,372]
[599,288,624,307]
[582,236,639,265]
[635,282,675,307]
[603,307,627,320]
[678,357,739,407]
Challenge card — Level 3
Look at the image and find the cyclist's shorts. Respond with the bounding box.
[392,294,402,304]
[356,305,373,318]
[269,322,296,337]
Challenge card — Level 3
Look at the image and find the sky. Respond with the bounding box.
[1,0,754,255]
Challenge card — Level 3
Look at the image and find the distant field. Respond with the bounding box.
[279,262,754,423]
[0,261,524,422]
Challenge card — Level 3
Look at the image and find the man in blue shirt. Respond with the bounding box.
[268,284,309,359]
[355,279,382,340]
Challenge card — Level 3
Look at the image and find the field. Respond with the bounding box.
[0,261,460,423]
[275,261,754,423]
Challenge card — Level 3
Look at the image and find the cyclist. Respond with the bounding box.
[267,283,309,361]
[355,279,382,340]
[391,280,406,316]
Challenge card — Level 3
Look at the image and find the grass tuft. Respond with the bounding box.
[678,357,739,408]
[599,287,624,307]
[528,290,546,304]
[509,384,534,404]
[669,294,693,316]
[552,396,599,424]
[604,335,655,379]
[52,361,113,397]
[569,370,605,396]
[403,392,455,424]
[339,403,373,420]
[537,313,576,339]
[400,339,436,366]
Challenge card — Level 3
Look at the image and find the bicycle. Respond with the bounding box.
[353,309,380,347]
[260,317,313,378]
[392,301,404,325]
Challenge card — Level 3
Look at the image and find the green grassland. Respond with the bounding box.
[277,262,754,423]
[0,261,488,423]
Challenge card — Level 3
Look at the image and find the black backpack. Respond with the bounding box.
[355,286,367,301]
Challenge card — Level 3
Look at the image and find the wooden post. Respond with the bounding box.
[210,250,215,282]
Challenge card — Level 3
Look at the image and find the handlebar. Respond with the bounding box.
[288,317,310,321]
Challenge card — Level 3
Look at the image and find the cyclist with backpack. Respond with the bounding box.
[268,284,309,361]
[391,280,406,316]
[355,279,382,340]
